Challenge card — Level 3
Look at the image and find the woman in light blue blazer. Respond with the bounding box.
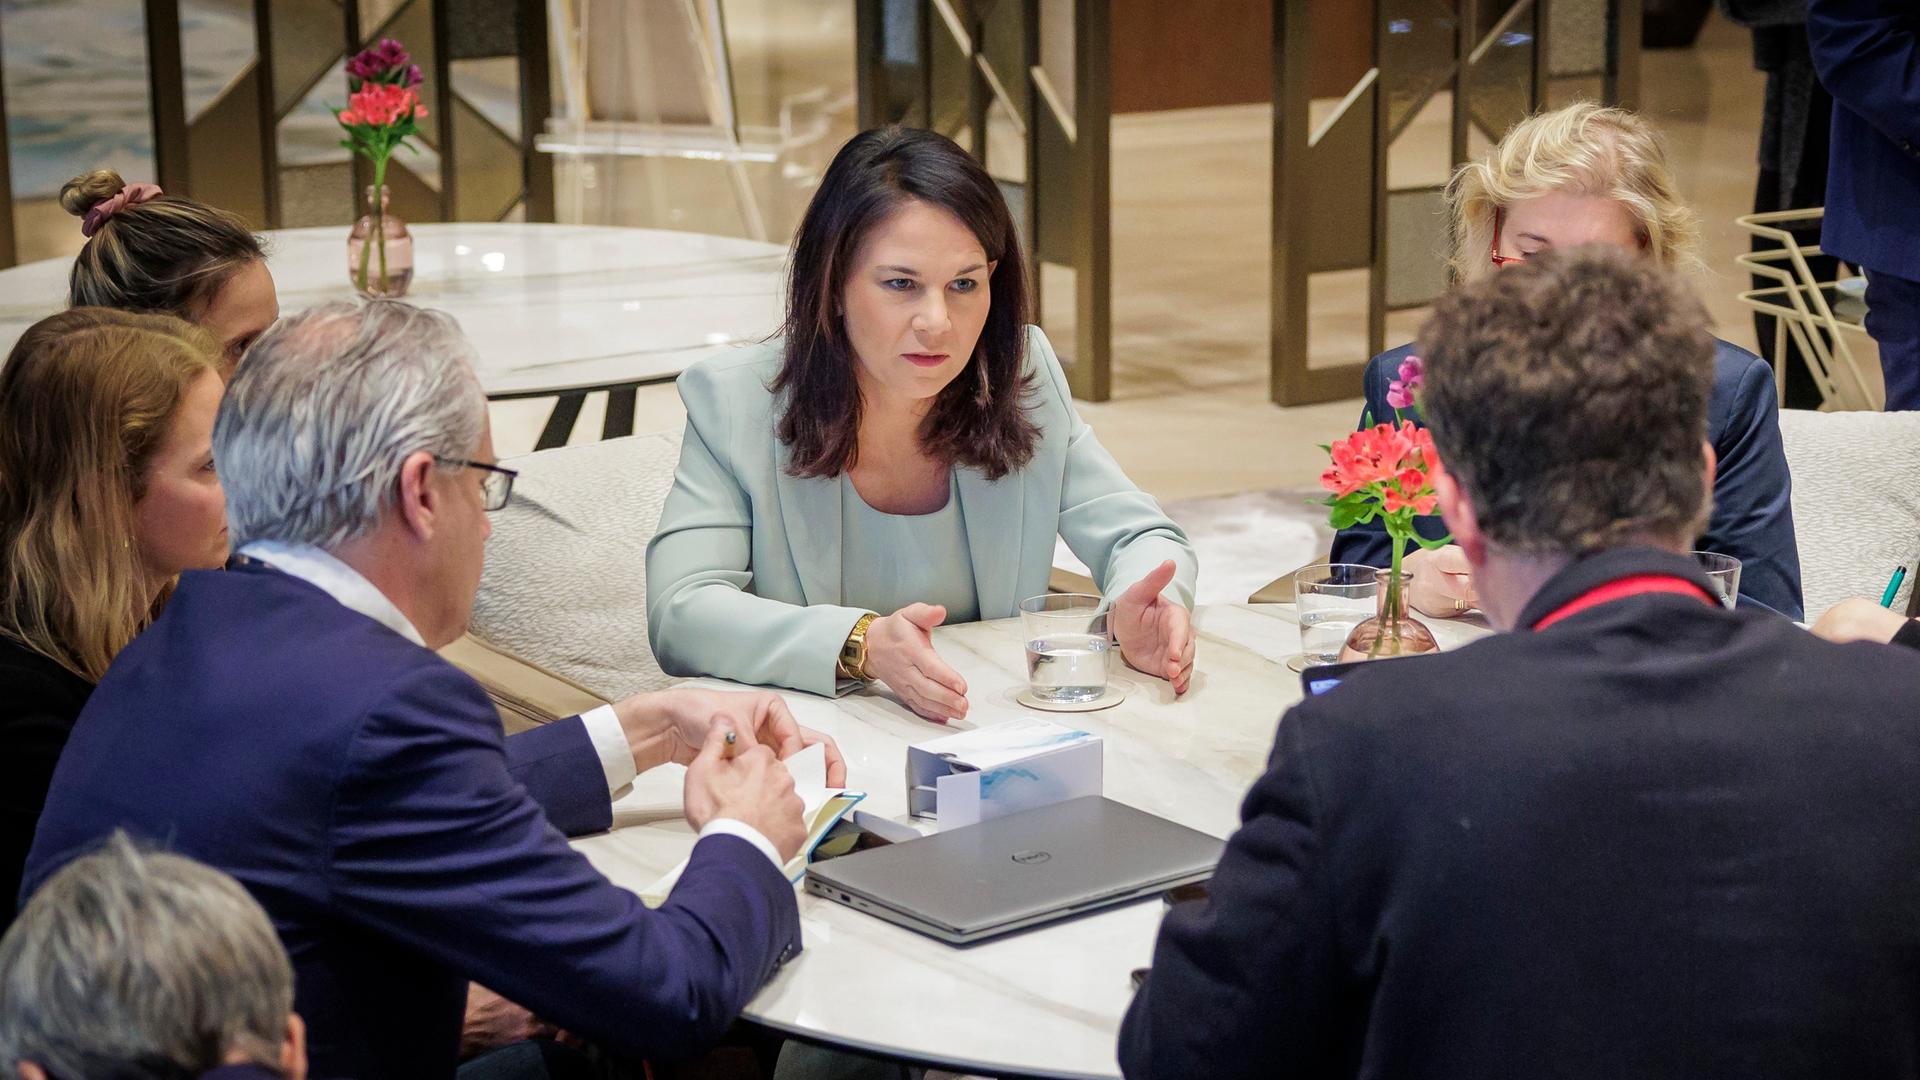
[647,127,1198,722]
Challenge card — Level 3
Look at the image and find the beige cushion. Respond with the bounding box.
[469,431,684,699]
[1778,408,1920,619]
[438,633,610,733]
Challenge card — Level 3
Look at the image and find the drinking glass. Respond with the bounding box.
[1019,594,1113,703]
[1294,564,1381,666]
[1694,551,1741,610]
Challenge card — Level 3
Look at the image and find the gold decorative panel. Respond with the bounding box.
[858,0,1111,400]
[1271,0,1638,406]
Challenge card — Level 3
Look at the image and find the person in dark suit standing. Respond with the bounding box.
[21,299,838,1080]
[1120,247,1920,1080]
[1330,103,1802,619]
[1808,0,1920,409]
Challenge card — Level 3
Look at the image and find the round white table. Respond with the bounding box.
[0,223,788,448]
[572,603,1492,1079]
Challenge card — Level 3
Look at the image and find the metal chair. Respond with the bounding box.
[1734,208,1881,411]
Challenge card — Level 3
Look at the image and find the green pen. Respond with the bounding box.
[1879,566,1908,608]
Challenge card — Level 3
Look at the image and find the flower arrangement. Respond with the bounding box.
[1385,353,1423,412]
[334,39,428,294]
[1318,355,1449,657]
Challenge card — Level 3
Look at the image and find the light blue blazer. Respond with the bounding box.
[646,326,1198,698]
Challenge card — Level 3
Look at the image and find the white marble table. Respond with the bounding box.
[572,603,1492,1079]
[0,223,788,447]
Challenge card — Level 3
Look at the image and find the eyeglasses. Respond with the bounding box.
[1489,207,1528,268]
[434,456,517,511]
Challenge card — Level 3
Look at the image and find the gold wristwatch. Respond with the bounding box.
[838,612,878,681]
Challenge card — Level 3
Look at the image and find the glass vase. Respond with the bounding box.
[1339,567,1439,661]
[346,184,413,298]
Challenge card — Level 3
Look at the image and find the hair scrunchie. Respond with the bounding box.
[80,183,164,239]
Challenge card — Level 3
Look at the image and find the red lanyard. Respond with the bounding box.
[1532,574,1717,631]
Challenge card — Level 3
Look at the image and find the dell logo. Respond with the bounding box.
[1011,849,1052,865]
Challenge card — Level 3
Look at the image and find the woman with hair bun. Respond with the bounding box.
[59,169,277,370]
[0,308,227,931]
[1329,101,1804,619]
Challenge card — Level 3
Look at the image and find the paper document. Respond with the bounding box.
[638,742,865,906]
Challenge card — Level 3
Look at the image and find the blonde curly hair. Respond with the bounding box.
[1447,102,1703,281]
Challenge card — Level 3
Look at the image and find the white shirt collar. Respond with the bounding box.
[236,540,424,646]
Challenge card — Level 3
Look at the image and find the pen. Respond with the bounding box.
[1881,566,1908,608]
[724,730,738,759]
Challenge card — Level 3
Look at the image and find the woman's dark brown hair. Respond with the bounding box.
[772,126,1039,481]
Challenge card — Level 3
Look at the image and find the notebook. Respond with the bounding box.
[637,742,865,907]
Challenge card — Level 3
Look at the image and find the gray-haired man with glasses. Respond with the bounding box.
[23,299,842,1080]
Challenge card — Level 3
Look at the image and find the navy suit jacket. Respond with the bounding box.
[1330,341,1805,619]
[1809,0,1920,277]
[21,564,801,1080]
[1121,547,1920,1079]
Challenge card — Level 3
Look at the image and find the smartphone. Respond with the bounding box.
[1299,658,1367,697]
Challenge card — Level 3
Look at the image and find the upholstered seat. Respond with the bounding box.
[458,431,686,712]
[1778,408,1920,619]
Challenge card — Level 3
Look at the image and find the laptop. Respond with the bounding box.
[805,796,1224,945]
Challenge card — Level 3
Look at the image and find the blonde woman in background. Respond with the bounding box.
[61,169,278,370]
[1328,101,1804,619]
[0,309,227,932]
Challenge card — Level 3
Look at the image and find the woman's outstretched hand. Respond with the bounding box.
[865,603,971,722]
[1112,560,1197,694]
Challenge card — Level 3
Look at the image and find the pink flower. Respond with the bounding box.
[1382,486,1439,515]
[1321,420,1444,519]
[340,83,427,128]
[1386,354,1424,410]
[348,38,411,81]
[346,39,425,90]
[1321,422,1418,497]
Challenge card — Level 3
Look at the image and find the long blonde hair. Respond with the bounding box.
[1447,102,1703,281]
[0,309,219,680]
[60,169,264,320]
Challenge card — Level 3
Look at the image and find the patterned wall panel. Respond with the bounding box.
[0,0,557,264]
[858,0,1112,400]
[1270,0,1639,406]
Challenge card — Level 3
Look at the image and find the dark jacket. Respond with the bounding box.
[1120,547,1920,1079]
[1330,341,1805,618]
[22,563,801,1080]
[0,633,92,935]
[1808,0,1920,277]
[2,581,613,937]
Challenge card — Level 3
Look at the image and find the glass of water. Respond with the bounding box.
[1694,551,1741,610]
[1019,594,1113,704]
[1294,564,1381,666]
